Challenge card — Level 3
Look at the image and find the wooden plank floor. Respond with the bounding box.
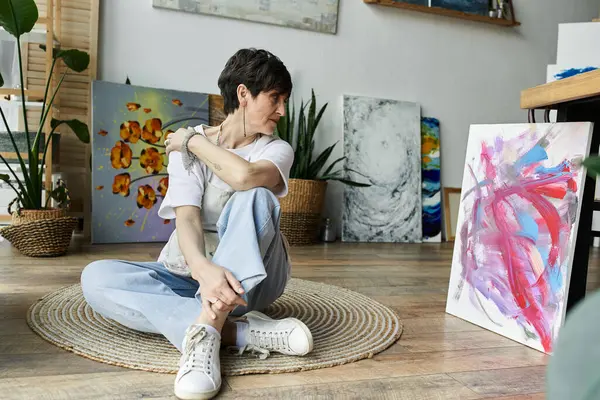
[1,238,599,399]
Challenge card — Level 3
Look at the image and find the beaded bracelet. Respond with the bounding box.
[180,128,200,171]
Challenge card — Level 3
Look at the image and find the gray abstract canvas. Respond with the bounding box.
[342,95,422,243]
[152,0,340,34]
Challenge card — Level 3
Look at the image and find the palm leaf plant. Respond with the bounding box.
[276,89,371,187]
[0,0,90,213]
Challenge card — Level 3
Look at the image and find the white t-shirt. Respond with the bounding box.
[155,124,294,276]
[158,124,294,227]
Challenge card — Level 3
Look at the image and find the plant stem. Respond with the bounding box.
[44,192,54,208]
[39,124,61,195]
[0,103,19,155]
[36,72,67,151]
[0,105,34,204]
[0,153,31,207]
[346,168,371,179]
[9,3,30,149]
[34,71,67,204]
[129,174,168,185]
[161,115,207,131]
[1,178,23,204]
[39,57,58,128]
[142,139,165,148]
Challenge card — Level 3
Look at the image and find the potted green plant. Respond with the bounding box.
[0,0,90,256]
[276,89,370,245]
[583,157,600,176]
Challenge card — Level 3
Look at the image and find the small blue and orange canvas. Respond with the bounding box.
[421,117,441,242]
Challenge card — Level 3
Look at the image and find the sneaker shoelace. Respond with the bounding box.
[181,327,216,374]
[249,328,290,352]
[226,328,292,360]
[229,344,270,360]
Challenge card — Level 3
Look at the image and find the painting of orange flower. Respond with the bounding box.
[140,147,164,174]
[142,118,163,144]
[137,185,157,209]
[158,177,169,196]
[92,80,208,243]
[110,141,133,169]
[112,173,131,197]
[120,121,142,143]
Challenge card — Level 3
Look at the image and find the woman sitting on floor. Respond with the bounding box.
[81,48,313,400]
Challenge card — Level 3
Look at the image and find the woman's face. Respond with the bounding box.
[240,87,287,135]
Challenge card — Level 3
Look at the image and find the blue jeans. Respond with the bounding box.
[81,188,291,352]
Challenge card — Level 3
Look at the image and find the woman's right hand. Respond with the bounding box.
[191,261,247,318]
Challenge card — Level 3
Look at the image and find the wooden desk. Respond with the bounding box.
[521,69,600,313]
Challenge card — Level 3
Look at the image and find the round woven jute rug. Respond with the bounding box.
[27,278,402,375]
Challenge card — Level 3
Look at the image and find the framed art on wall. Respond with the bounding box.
[152,0,340,34]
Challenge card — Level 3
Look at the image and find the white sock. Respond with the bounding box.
[195,323,219,337]
[236,321,248,347]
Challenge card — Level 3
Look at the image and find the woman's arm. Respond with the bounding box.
[186,134,283,192]
[174,205,247,314]
[173,205,208,274]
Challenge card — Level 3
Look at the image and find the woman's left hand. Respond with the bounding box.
[164,127,193,155]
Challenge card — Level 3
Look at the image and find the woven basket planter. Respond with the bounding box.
[12,208,66,225]
[279,179,327,245]
[1,209,77,257]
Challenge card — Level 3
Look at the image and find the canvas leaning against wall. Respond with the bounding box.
[152,0,340,34]
[91,81,209,244]
[342,94,422,243]
[422,117,441,242]
[445,122,593,354]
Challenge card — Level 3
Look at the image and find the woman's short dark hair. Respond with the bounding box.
[218,48,292,115]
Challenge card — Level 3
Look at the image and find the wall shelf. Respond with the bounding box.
[363,0,521,27]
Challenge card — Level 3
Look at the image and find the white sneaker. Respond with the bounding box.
[174,325,221,400]
[242,311,313,356]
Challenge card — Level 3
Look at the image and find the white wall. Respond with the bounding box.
[99,0,600,230]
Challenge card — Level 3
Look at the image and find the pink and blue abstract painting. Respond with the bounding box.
[446,122,593,354]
